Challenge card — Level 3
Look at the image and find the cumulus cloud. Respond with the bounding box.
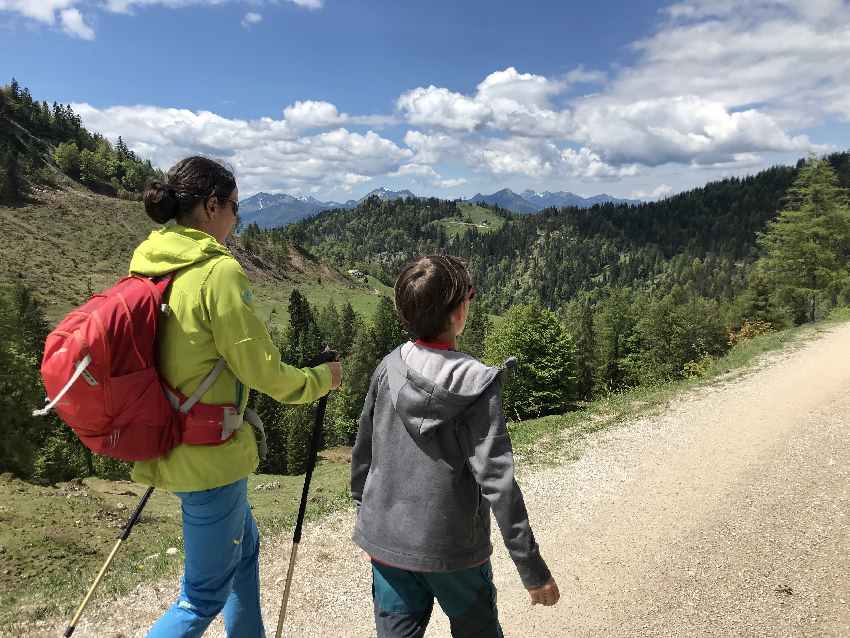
[60,7,94,39]
[241,12,262,28]
[463,138,633,180]
[73,103,410,195]
[283,100,345,129]
[629,184,674,200]
[397,67,575,138]
[572,95,814,166]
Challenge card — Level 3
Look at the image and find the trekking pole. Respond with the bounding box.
[275,349,339,638]
[64,486,154,637]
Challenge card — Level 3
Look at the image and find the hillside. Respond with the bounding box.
[431,202,507,238]
[0,185,390,325]
[282,152,850,312]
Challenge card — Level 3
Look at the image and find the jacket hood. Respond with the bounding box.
[129,225,231,277]
[386,344,503,438]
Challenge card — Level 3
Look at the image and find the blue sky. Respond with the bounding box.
[2,0,850,201]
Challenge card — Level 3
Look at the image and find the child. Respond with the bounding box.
[351,255,559,638]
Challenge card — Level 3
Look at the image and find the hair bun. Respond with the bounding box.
[143,180,180,224]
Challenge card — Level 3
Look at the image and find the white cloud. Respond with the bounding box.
[104,0,322,13]
[73,103,411,195]
[0,0,322,37]
[475,67,563,107]
[0,0,74,23]
[623,0,850,121]
[397,67,574,138]
[403,130,461,165]
[390,163,440,179]
[564,66,607,86]
[560,147,639,179]
[435,177,467,189]
[59,7,94,39]
[572,95,814,166]
[397,86,491,132]
[241,11,262,28]
[629,184,674,200]
[283,100,345,129]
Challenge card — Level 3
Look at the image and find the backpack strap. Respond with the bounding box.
[32,354,93,417]
[176,358,228,414]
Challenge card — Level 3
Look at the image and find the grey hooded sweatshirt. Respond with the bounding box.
[351,342,551,589]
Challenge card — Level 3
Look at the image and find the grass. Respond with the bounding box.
[0,186,389,328]
[432,203,506,239]
[253,275,393,330]
[0,458,351,631]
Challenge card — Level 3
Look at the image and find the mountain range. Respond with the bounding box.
[240,187,641,229]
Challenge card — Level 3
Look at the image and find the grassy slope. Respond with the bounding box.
[0,459,350,629]
[5,315,844,631]
[0,185,390,327]
[432,202,506,239]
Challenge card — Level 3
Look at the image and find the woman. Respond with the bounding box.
[134,156,342,637]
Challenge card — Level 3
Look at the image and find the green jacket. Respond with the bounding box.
[129,225,332,492]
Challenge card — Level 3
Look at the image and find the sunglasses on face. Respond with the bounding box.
[221,197,239,216]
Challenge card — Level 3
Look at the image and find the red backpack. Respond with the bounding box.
[33,274,241,461]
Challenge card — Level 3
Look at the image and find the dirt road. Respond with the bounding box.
[41,323,850,637]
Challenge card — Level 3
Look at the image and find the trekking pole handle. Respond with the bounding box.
[307,348,339,368]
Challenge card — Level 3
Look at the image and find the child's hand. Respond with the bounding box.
[527,577,560,606]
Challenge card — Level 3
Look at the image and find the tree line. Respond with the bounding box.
[0,78,161,205]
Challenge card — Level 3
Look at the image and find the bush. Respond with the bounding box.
[484,304,577,419]
[53,141,80,179]
[727,319,773,347]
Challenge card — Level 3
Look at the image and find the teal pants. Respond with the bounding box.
[371,559,503,638]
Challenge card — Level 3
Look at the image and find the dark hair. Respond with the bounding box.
[394,255,472,339]
[144,156,236,224]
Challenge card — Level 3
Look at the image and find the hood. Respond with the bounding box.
[129,225,232,277]
[386,345,503,438]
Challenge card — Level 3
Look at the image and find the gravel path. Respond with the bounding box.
[31,323,850,637]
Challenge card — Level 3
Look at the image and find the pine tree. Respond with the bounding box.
[284,289,322,366]
[338,302,357,356]
[756,156,850,323]
[316,300,341,350]
[372,296,407,358]
[458,306,489,359]
[564,296,597,401]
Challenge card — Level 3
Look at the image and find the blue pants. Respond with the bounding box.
[372,560,503,638]
[147,479,266,638]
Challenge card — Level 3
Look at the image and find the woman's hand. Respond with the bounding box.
[528,577,560,606]
[326,361,342,390]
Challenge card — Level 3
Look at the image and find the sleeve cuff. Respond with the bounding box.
[316,362,333,395]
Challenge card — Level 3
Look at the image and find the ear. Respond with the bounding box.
[204,196,218,220]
